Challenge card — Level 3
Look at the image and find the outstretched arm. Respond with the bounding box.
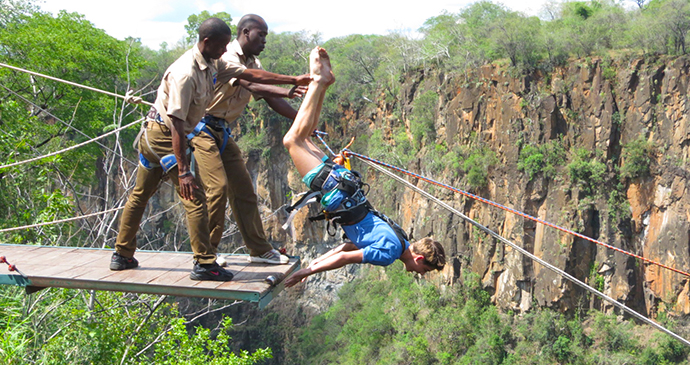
[265,97,298,120]
[222,68,311,86]
[309,242,358,267]
[237,79,307,99]
[236,79,305,120]
[284,249,363,287]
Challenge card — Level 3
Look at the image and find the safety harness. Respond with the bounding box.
[186,115,232,154]
[283,159,409,251]
[137,112,232,174]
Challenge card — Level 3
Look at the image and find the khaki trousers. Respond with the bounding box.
[190,128,273,257]
[115,121,215,264]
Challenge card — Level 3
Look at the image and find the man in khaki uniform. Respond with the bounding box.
[194,14,303,265]
[111,17,310,280]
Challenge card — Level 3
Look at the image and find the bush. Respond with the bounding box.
[553,335,572,363]
[518,139,567,180]
[463,146,497,189]
[517,145,544,180]
[568,148,606,195]
[620,136,654,180]
[410,91,439,148]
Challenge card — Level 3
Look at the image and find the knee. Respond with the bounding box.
[283,133,297,150]
[205,183,227,202]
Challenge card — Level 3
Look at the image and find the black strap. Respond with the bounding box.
[309,160,336,192]
[286,191,322,213]
[370,210,408,252]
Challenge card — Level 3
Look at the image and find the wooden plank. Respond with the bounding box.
[113,253,186,284]
[67,250,176,282]
[0,244,301,306]
[53,255,114,280]
[19,248,81,269]
[16,250,105,278]
[146,258,195,286]
[236,259,300,293]
[0,245,44,264]
[4,247,77,269]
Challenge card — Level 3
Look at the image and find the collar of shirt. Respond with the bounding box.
[193,44,212,72]
[230,39,256,66]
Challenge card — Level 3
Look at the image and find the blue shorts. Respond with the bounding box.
[302,157,349,211]
[302,156,329,187]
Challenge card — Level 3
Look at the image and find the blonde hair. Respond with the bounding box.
[411,237,445,271]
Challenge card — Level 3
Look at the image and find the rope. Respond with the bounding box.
[0,206,124,233]
[0,117,144,170]
[313,131,337,157]
[361,158,690,347]
[0,62,153,107]
[0,84,139,168]
[345,149,690,278]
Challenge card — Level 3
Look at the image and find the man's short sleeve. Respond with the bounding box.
[216,58,247,85]
[165,72,194,122]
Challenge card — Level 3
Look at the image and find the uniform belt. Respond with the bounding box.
[202,115,227,131]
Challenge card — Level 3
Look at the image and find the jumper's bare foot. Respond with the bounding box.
[309,46,334,85]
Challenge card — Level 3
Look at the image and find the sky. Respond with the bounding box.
[39,0,550,49]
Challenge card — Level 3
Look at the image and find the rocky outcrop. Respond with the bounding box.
[249,55,689,317]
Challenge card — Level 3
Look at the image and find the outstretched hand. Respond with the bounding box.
[294,74,312,86]
[288,85,308,99]
[284,268,311,287]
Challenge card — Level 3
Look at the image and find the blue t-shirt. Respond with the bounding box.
[342,212,409,266]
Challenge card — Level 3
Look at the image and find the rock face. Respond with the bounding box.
[248,55,689,317]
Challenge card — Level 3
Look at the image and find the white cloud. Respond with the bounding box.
[40,0,550,49]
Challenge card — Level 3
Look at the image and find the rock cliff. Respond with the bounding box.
[247,55,689,317]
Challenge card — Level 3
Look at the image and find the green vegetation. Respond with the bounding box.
[184,11,236,44]
[277,267,690,364]
[621,136,655,180]
[0,4,146,246]
[463,146,497,189]
[0,287,270,364]
[517,139,567,180]
[2,1,687,364]
[417,0,690,72]
[410,91,439,148]
[567,148,607,196]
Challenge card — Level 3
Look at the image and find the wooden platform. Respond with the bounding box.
[0,244,300,309]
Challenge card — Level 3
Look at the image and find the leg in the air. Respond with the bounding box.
[283,47,334,177]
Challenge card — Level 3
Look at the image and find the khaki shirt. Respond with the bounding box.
[206,39,264,123]
[154,45,245,134]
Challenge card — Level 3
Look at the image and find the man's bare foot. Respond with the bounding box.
[309,46,334,85]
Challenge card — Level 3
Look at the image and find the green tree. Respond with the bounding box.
[184,11,235,44]
[0,0,37,27]
[568,148,607,196]
[0,287,270,364]
[0,9,145,245]
[646,0,690,54]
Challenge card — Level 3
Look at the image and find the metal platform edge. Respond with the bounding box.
[0,244,302,308]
